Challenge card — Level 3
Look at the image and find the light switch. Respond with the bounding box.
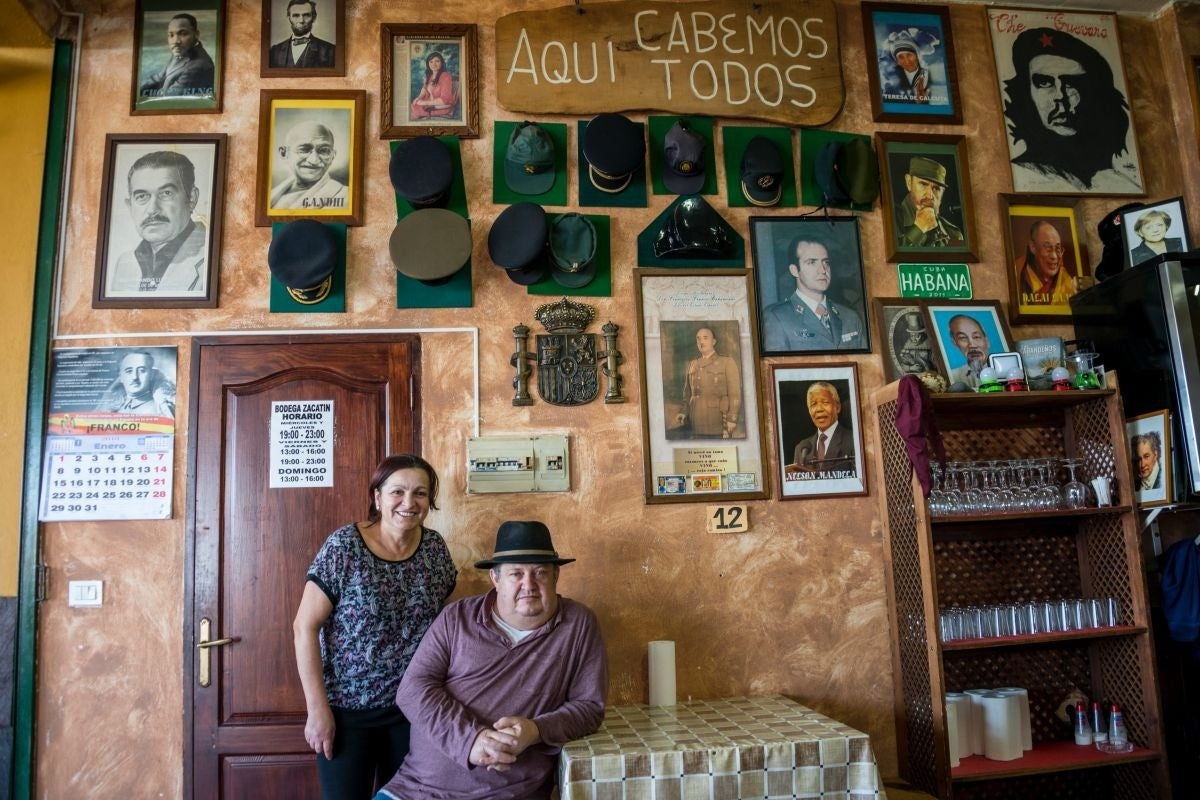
[68,580,103,608]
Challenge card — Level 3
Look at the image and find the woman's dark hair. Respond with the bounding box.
[367,453,439,522]
[424,51,445,77]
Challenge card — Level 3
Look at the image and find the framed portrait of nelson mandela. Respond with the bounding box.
[987,8,1144,196]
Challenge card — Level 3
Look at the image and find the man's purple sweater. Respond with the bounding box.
[379,591,608,799]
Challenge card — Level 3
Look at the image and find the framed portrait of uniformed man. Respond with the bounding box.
[988,8,1144,196]
[381,23,480,139]
[260,0,345,77]
[131,0,225,115]
[92,133,227,309]
[877,132,978,262]
[255,89,365,226]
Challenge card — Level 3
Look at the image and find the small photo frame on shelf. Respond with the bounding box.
[634,269,769,504]
[255,89,365,226]
[131,0,225,115]
[381,23,480,139]
[860,2,962,125]
[925,300,1013,390]
[1127,409,1171,508]
[1000,194,1089,324]
[770,362,867,500]
[876,132,977,262]
[1122,197,1191,268]
[987,351,1023,379]
[260,0,345,77]
[92,133,227,309]
[871,298,945,384]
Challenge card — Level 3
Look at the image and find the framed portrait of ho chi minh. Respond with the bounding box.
[380,23,480,139]
[634,269,769,504]
[131,0,226,115]
[925,300,1014,391]
[92,133,227,309]
[260,0,346,78]
[987,8,1144,196]
[861,2,962,125]
[1000,194,1089,324]
[876,132,977,263]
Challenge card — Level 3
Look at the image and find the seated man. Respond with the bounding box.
[377,520,608,800]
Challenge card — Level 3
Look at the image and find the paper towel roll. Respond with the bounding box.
[995,687,1033,750]
[648,640,676,706]
[945,693,973,762]
[963,689,990,755]
[980,692,1023,761]
[945,699,962,767]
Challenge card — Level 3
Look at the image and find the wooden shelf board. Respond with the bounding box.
[930,505,1133,525]
[942,625,1147,651]
[952,740,1158,782]
[932,388,1114,412]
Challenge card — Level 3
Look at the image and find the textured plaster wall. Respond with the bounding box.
[34,0,1196,796]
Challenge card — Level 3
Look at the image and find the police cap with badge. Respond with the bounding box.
[548,213,597,289]
[740,136,785,207]
[268,219,338,304]
[662,121,707,195]
[582,113,645,194]
[489,202,549,285]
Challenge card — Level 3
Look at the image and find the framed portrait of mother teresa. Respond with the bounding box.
[987,8,1144,196]
[861,2,962,125]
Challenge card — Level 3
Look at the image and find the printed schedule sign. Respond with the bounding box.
[270,400,334,488]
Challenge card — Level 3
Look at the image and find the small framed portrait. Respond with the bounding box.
[131,0,225,115]
[987,7,1143,196]
[1000,194,1089,324]
[260,0,345,77]
[634,269,769,504]
[877,132,977,262]
[987,351,1023,379]
[925,300,1014,391]
[381,23,480,139]
[750,216,870,357]
[861,2,961,124]
[92,133,227,309]
[1123,197,1192,268]
[255,89,365,226]
[771,362,867,500]
[1127,409,1171,508]
[871,298,945,384]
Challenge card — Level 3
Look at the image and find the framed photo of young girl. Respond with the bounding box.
[380,23,479,139]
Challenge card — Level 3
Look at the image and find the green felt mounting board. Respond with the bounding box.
[527,214,612,297]
[722,126,798,208]
[492,120,569,207]
[636,196,745,268]
[648,116,718,196]
[798,129,874,212]
[390,137,470,217]
[576,120,648,208]
[269,222,347,313]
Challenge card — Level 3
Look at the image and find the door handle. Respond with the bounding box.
[198,617,239,687]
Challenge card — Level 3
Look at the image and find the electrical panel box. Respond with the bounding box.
[467,435,569,494]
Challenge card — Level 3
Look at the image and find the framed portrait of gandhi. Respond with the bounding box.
[1000,194,1089,324]
[987,8,1144,196]
[877,132,977,263]
[260,0,346,78]
[634,269,769,504]
[255,89,365,226]
[380,23,480,139]
[861,2,962,125]
[92,133,227,309]
[131,0,225,115]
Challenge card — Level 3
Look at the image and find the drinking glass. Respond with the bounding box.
[1062,458,1088,509]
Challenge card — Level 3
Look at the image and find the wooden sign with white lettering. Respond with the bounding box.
[496,0,843,127]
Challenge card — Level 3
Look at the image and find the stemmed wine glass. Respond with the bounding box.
[1061,457,1088,509]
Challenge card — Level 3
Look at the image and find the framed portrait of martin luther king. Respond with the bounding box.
[988,8,1144,196]
[255,90,365,226]
[92,133,227,309]
[771,362,867,500]
[260,0,345,77]
[131,0,225,115]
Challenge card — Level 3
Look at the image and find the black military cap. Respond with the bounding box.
[390,209,472,286]
[662,121,707,195]
[582,113,645,194]
[389,136,453,208]
[549,213,598,289]
[267,219,338,304]
[653,195,732,259]
[488,202,549,285]
[740,135,784,207]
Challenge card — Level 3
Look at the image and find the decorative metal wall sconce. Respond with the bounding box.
[510,297,625,406]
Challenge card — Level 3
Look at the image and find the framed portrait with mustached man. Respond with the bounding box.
[260,0,345,77]
[876,132,978,262]
[987,8,1144,196]
[925,300,1013,391]
[131,0,225,115]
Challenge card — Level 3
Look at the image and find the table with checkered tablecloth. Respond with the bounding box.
[559,694,885,800]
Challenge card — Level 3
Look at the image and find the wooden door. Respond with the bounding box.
[185,336,421,799]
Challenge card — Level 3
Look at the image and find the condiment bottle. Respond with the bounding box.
[1074,700,1093,745]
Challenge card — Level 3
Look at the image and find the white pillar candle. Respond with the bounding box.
[944,693,973,763]
[963,689,990,755]
[995,687,1033,750]
[945,699,962,767]
[648,640,676,706]
[980,692,1023,761]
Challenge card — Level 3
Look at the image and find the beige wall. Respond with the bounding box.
[31,0,1199,795]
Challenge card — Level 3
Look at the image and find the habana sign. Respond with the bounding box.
[496,0,843,127]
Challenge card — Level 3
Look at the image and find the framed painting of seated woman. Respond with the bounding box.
[380,23,479,139]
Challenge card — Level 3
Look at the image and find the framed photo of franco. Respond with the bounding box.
[92,133,227,309]
[750,216,871,357]
[1000,194,1089,324]
[380,23,480,139]
[634,269,769,505]
[260,0,345,78]
[131,0,225,115]
[861,2,962,125]
[987,8,1144,196]
[877,132,977,262]
[255,89,365,226]
[871,298,946,384]
[771,362,867,500]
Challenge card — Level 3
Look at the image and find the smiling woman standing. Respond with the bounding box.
[293,453,457,799]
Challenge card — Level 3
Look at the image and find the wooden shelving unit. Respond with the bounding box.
[870,378,1169,799]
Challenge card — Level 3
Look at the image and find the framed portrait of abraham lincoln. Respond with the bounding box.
[988,8,1144,196]
[260,0,346,77]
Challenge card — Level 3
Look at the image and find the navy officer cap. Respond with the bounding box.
[390,136,453,208]
[488,202,549,285]
[582,113,645,194]
[267,219,338,304]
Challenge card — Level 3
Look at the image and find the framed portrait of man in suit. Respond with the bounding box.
[131,0,225,115]
[260,0,345,77]
[770,363,866,500]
